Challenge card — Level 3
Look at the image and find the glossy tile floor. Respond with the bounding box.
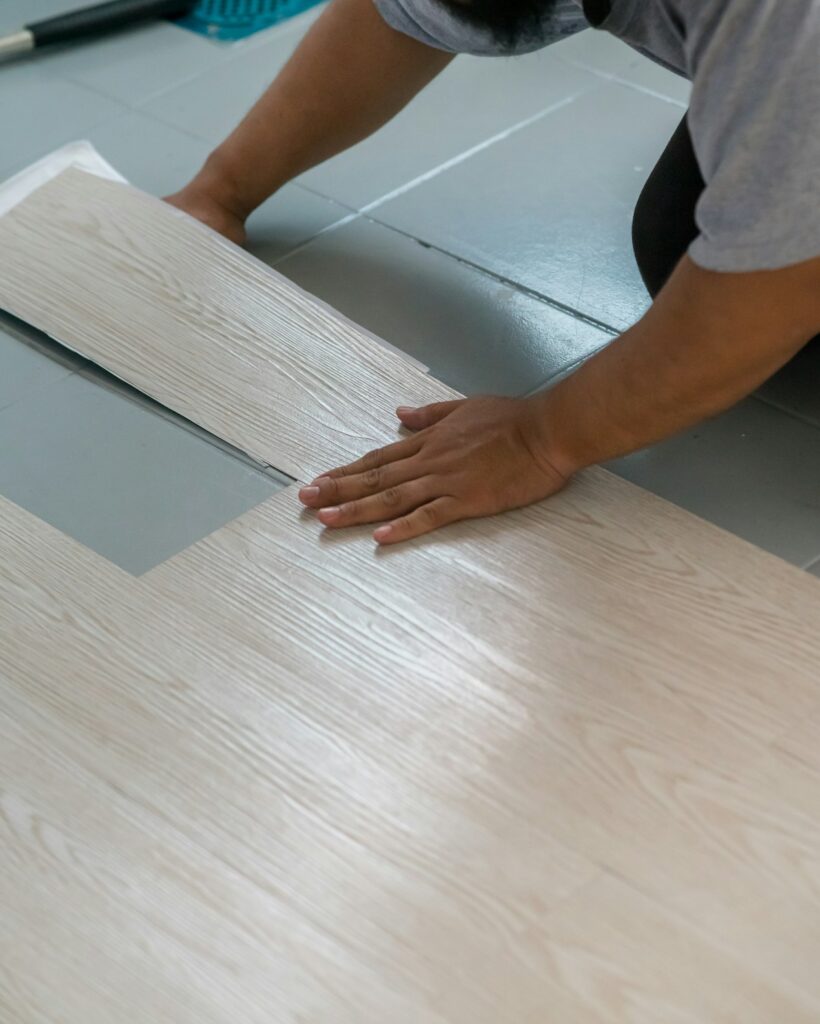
[1,1,819,571]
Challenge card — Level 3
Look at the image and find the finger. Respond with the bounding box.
[373,497,461,546]
[298,457,420,508]
[311,434,423,483]
[317,478,439,529]
[396,400,464,431]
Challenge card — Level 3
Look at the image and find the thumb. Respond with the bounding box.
[397,400,464,430]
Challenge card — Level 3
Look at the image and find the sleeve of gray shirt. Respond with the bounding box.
[373,0,588,56]
[686,0,820,272]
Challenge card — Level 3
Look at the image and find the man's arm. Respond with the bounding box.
[166,0,453,242]
[298,255,820,544]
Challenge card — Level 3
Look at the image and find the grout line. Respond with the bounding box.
[362,216,623,336]
[557,54,688,109]
[357,87,598,216]
[269,210,362,266]
[522,339,614,397]
[751,391,820,434]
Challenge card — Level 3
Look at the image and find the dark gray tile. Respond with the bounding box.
[373,82,683,330]
[0,373,286,575]
[0,322,74,412]
[756,340,820,431]
[607,397,820,567]
[276,216,613,396]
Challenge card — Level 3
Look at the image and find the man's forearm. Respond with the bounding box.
[185,0,452,219]
[539,254,820,476]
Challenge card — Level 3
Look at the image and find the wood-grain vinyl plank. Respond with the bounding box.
[2,167,820,1020]
[0,169,453,482]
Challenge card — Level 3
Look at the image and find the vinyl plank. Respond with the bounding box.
[0,168,453,482]
[3,480,820,1013]
[4,163,820,1019]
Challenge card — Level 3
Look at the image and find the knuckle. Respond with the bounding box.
[420,504,441,529]
[381,486,402,508]
[362,449,381,471]
[363,466,382,488]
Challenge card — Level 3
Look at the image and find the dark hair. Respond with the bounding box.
[435,0,558,48]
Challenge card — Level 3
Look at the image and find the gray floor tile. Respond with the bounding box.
[82,111,212,196]
[0,373,285,575]
[246,187,352,264]
[40,21,226,106]
[139,20,316,145]
[0,322,75,412]
[755,340,820,431]
[142,32,598,209]
[0,64,127,176]
[0,0,75,31]
[299,54,600,210]
[557,29,691,106]
[607,397,820,567]
[373,82,683,330]
[276,217,613,396]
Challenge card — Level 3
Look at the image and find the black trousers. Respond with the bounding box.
[631,113,705,299]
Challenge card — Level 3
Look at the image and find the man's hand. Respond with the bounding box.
[164,185,248,246]
[298,395,572,545]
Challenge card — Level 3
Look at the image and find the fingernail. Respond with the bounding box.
[299,486,320,501]
[310,475,330,486]
[396,406,415,416]
[319,506,341,523]
[374,525,392,542]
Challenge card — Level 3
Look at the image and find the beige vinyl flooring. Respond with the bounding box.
[2,167,820,1022]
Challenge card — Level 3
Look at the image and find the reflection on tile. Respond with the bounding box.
[300,54,599,210]
[374,83,682,329]
[0,322,74,412]
[277,217,613,395]
[608,397,820,567]
[0,373,285,575]
[756,339,820,431]
[557,29,691,105]
[807,560,820,579]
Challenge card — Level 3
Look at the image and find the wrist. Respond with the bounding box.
[523,391,585,482]
[190,149,259,222]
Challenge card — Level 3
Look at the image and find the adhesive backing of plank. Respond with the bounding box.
[2,162,820,1021]
[0,167,449,482]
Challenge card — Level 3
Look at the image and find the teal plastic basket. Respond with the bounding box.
[179,0,325,40]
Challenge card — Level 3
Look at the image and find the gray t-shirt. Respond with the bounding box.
[374,0,820,274]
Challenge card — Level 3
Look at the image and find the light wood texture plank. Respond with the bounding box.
[0,168,453,481]
[2,168,820,1021]
[3,484,820,1019]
